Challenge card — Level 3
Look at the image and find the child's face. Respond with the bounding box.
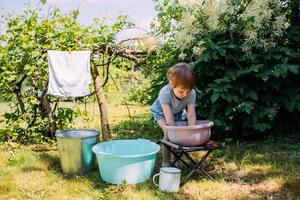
[172,86,190,100]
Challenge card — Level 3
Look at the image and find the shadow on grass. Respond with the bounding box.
[111,115,162,142]
[247,176,300,200]
[280,177,300,198]
[207,138,300,198]
[21,166,45,172]
[37,151,114,190]
[38,152,62,173]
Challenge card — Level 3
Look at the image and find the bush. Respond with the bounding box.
[143,0,300,138]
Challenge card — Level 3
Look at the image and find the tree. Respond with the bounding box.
[0,4,148,142]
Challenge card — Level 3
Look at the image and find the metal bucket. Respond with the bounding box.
[55,129,100,175]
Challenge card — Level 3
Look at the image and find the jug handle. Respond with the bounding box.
[153,173,160,187]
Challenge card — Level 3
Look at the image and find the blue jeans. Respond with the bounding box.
[150,99,187,121]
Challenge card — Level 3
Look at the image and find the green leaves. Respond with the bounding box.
[211,92,220,103]
[286,64,299,74]
[237,101,254,114]
[147,0,300,138]
[0,5,134,142]
[254,123,271,132]
[247,91,258,101]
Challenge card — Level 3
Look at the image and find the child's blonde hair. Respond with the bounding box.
[167,62,194,90]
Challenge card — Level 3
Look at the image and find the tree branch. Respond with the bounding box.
[92,44,153,63]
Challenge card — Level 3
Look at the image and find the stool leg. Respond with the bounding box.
[182,150,214,181]
[171,150,183,167]
[198,168,214,180]
[180,168,198,187]
[171,151,191,168]
[162,143,190,168]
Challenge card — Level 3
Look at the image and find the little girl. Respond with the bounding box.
[150,62,196,166]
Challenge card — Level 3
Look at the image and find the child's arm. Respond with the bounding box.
[161,104,175,126]
[187,103,196,126]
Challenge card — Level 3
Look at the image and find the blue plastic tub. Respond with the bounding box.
[92,139,160,184]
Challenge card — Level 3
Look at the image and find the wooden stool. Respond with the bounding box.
[159,139,221,186]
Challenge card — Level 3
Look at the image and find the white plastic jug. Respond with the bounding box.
[153,167,181,192]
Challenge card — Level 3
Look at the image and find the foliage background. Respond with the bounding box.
[133,0,300,138]
[0,4,137,142]
[0,0,299,142]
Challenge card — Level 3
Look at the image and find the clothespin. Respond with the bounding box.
[68,47,72,54]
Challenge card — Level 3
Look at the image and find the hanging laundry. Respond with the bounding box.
[47,50,91,97]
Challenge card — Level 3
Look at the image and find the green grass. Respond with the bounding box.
[0,103,300,199]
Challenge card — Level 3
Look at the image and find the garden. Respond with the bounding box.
[0,0,299,199]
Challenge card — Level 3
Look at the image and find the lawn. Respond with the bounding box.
[0,103,299,200]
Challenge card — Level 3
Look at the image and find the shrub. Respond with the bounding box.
[142,0,300,138]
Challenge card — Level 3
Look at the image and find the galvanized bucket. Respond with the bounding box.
[55,129,100,175]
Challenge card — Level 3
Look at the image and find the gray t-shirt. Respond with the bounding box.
[158,84,196,115]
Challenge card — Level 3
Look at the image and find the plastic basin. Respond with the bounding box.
[165,120,214,146]
[55,129,100,175]
[92,139,160,184]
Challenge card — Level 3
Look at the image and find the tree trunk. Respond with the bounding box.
[13,74,27,114]
[40,89,57,137]
[92,65,111,140]
[14,90,25,114]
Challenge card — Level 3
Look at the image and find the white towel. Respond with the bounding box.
[47,50,91,97]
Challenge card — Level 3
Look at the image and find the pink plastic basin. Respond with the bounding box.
[164,120,214,146]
